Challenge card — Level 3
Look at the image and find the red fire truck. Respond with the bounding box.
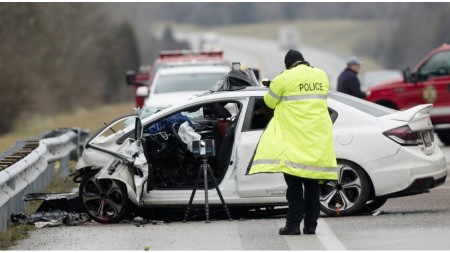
[366,44,450,145]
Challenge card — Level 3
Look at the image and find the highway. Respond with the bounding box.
[182,32,346,89]
[9,34,450,251]
[9,143,450,251]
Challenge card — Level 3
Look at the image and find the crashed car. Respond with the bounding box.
[73,69,447,224]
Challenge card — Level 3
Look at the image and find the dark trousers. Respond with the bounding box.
[283,173,320,229]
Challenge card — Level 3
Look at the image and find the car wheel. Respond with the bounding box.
[359,198,388,214]
[319,161,370,216]
[79,170,131,224]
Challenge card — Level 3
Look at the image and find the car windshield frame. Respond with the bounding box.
[329,91,396,117]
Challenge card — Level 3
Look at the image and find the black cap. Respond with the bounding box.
[284,49,305,69]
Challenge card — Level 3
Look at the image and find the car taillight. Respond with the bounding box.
[383,125,422,146]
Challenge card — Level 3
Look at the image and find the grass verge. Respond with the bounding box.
[0,101,134,153]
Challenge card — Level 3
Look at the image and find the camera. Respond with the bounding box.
[191,139,215,157]
[231,62,241,71]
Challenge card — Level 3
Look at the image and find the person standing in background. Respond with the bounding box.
[337,56,366,99]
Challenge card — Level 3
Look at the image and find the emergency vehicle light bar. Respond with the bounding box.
[159,50,223,60]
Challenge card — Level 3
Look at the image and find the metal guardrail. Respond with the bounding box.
[0,128,89,232]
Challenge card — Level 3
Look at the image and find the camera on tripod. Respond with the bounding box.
[191,139,215,158]
[183,138,232,223]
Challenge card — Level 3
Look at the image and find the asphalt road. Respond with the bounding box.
[9,144,450,251]
[177,32,346,90]
[9,201,450,251]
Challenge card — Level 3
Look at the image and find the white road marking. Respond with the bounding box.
[276,218,346,250]
[317,218,347,250]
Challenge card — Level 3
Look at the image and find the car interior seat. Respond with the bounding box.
[210,103,232,138]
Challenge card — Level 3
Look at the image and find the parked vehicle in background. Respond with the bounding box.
[366,44,450,145]
[278,26,300,50]
[361,70,402,92]
[142,64,230,110]
[72,69,446,224]
[126,50,229,107]
[199,32,221,51]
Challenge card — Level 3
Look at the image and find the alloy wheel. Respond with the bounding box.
[319,161,370,216]
[80,171,130,223]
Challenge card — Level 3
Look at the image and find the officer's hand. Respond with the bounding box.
[261,79,271,87]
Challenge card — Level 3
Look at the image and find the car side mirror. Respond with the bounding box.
[402,67,412,83]
[126,70,147,86]
[126,70,137,85]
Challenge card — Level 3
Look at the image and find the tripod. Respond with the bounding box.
[182,157,232,223]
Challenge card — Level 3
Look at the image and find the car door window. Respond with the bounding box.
[244,98,337,131]
[250,99,273,130]
[419,51,450,80]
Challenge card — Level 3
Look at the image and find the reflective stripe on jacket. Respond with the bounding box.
[248,64,337,180]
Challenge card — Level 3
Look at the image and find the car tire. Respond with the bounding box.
[319,161,370,216]
[79,170,131,224]
[359,197,388,214]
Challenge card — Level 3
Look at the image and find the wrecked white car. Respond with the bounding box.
[73,70,447,224]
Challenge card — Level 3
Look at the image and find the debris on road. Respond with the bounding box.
[10,192,89,228]
[11,210,90,228]
[372,210,383,216]
[132,216,165,227]
[23,192,83,212]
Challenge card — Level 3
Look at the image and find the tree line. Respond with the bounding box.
[0,3,185,133]
[112,2,450,70]
[1,2,450,133]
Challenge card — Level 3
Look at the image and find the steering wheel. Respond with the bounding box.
[171,123,184,144]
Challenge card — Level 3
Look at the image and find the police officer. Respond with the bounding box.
[248,49,337,235]
[337,56,366,99]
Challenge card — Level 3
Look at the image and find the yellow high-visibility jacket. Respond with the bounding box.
[248,63,337,180]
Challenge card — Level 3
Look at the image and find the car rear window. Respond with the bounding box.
[329,91,396,117]
[154,73,226,93]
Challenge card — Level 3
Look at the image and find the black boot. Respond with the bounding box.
[279,226,301,235]
[303,227,316,234]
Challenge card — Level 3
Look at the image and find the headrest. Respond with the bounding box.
[210,103,231,119]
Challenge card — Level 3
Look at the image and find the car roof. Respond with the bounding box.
[199,88,394,117]
[142,87,394,124]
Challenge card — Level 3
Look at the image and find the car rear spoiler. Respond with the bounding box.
[382,104,433,130]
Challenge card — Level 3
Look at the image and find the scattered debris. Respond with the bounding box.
[11,211,90,228]
[132,216,164,227]
[23,192,83,212]
[372,210,383,216]
[10,192,89,228]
